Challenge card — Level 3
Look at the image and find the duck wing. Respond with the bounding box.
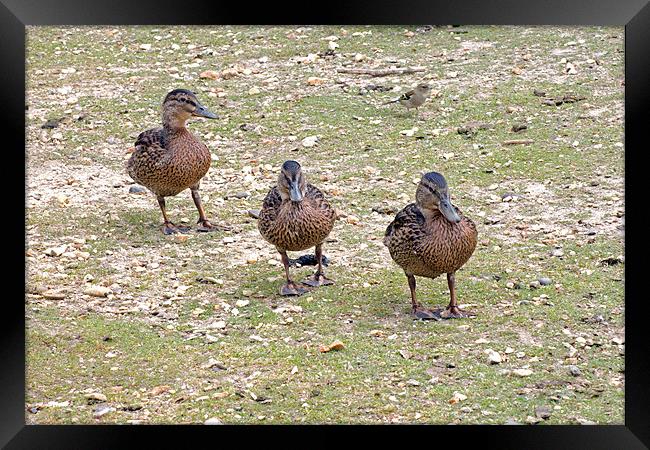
[259,186,282,222]
[383,89,415,105]
[384,203,426,245]
[135,128,168,149]
[399,89,415,101]
[127,128,173,183]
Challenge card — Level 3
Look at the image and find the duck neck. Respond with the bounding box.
[162,111,188,135]
[418,205,442,221]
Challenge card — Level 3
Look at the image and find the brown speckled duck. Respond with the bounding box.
[127,89,220,235]
[384,171,478,319]
[258,161,337,296]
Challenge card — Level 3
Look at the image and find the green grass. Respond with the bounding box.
[26,25,624,425]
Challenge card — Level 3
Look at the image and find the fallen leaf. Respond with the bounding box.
[150,385,172,396]
[449,392,467,404]
[319,340,345,353]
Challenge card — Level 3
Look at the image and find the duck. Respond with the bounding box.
[383,171,478,319]
[258,160,337,296]
[127,88,221,235]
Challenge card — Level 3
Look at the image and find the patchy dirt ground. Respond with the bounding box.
[25,25,624,425]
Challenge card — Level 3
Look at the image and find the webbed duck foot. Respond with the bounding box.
[280,282,309,296]
[162,222,191,235]
[413,306,442,320]
[302,273,334,288]
[196,219,232,232]
[434,306,476,319]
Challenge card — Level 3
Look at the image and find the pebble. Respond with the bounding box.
[149,385,171,396]
[42,289,66,300]
[487,350,502,364]
[199,70,220,80]
[84,393,107,404]
[576,418,596,425]
[611,336,624,345]
[301,136,318,147]
[513,368,533,377]
[45,245,68,257]
[129,185,147,194]
[449,392,467,404]
[84,285,112,297]
[201,358,226,370]
[209,321,226,330]
[226,191,250,199]
[93,405,115,418]
[538,277,552,286]
[41,118,62,129]
[534,406,552,419]
[569,365,581,377]
[204,417,223,425]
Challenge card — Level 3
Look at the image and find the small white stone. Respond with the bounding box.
[204,417,223,425]
[301,135,319,147]
[513,368,533,377]
[451,392,467,402]
[84,285,112,297]
[209,321,226,329]
[487,350,502,364]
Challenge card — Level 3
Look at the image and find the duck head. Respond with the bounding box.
[162,89,218,130]
[278,160,306,203]
[415,171,461,223]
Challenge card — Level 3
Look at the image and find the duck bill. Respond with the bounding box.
[439,198,461,223]
[193,104,218,119]
[289,182,303,202]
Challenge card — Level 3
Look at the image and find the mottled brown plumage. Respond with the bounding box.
[384,171,478,319]
[127,89,220,235]
[259,161,336,296]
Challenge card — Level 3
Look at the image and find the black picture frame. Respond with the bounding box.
[4,0,648,448]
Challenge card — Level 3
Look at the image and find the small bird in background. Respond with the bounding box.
[383,83,432,115]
